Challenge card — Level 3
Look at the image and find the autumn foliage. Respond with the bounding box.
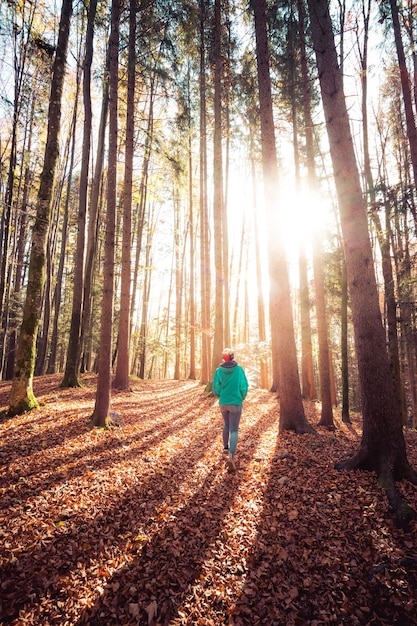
[1,376,416,625]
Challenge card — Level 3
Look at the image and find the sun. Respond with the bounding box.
[278,182,336,257]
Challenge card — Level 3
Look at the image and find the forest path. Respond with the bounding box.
[0,375,416,625]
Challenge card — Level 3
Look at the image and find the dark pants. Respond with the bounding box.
[220,404,242,455]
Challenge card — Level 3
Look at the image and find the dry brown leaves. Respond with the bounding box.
[0,375,416,626]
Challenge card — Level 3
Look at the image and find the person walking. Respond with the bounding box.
[213,348,248,472]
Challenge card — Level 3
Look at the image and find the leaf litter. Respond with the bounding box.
[0,374,416,625]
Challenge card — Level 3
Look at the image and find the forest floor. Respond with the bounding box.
[0,375,416,626]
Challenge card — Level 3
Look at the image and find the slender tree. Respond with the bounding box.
[295,0,317,401]
[0,1,37,375]
[386,0,417,194]
[9,0,72,415]
[187,66,197,380]
[252,0,314,434]
[307,0,417,526]
[355,0,406,424]
[113,0,136,390]
[199,0,211,385]
[211,0,225,374]
[61,0,97,387]
[80,48,110,373]
[90,0,120,428]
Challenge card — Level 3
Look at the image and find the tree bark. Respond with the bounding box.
[113,0,135,390]
[211,0,225,375]
[389,0,417,195]
[61,0,97,388]
[9,0,72,415]
[199,0,211,385]
[90,0,120,428]
[187,65,196,381]
[307,0,417,527]
[252,0,314,434]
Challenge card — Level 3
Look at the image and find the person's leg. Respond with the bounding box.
[228,407,242,457]
[220,406,230,450]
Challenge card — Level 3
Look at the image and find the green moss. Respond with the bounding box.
[9,392,39,416]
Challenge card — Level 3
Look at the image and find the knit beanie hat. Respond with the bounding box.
[222,348,234,361]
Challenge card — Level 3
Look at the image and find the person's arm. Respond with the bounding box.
[212,369,221,397]
[240,369,248,400]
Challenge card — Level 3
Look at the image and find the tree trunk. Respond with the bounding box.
[174,190,183,380]
[90,0,120,428]
[188,65,196,381]
[4,92,36,380]
[389,0,417,193]
[62,0,97,388]
[313,232,335,429]
[9,0,72,415]
[113,0,135,390]
[340,256,351,423]
[0,1,36,373]
[199,0,211,385]
[211,0,224,375]
[252,0,314,434]
[297,0,332,422]
[130,81,154,336]
[48,102,78,374]
[251,150,269,390]
[307,0,417,527]
[138,221,153,379]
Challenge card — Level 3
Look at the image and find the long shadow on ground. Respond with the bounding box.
[1,386,278,624]
[233,430,417,625]
[75,406,279,625]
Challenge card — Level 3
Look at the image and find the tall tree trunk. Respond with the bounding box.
[0,2,36,372]
[4,93,36,380]
[252,0,314,434]
[47,91,79,374]
[113,0,136,390]
[389,0,417,196]
[188,66,196,381]
[298,248,316,399]
[296,0,332,425]
[80,49,110,373]
[358,0,406,425]
[313,232,334,428]
[90,0,120,428]
[211,0,224,374]
[174,189,183,380]
[222,0,231,350]
[307,0,417,526]
[130,81,154,335]
[138,224,153,379]
[199,0,211,385]
[62,0,97,388]
[251,143,269,390]
[340,256,351,422]
[9,0,72,415]
[293,0,317,401]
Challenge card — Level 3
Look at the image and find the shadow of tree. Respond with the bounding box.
[1,386,277,624]
[1,381,211,499]
[232,430,417,625]
[74,406,279,625]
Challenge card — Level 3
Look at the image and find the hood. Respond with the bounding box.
[221,360,237,370]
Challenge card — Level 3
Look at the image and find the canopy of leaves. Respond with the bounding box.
[0,375,416,624]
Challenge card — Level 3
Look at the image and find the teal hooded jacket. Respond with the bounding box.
[212,361,248,406]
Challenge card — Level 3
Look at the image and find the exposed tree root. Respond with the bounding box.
[381,475,415,529]
[60,376,83,389]
[89,414,119,430]
[280,420,317,435]
[334,444,372,471]
[335,445,416,529]
[317,422,336,432]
